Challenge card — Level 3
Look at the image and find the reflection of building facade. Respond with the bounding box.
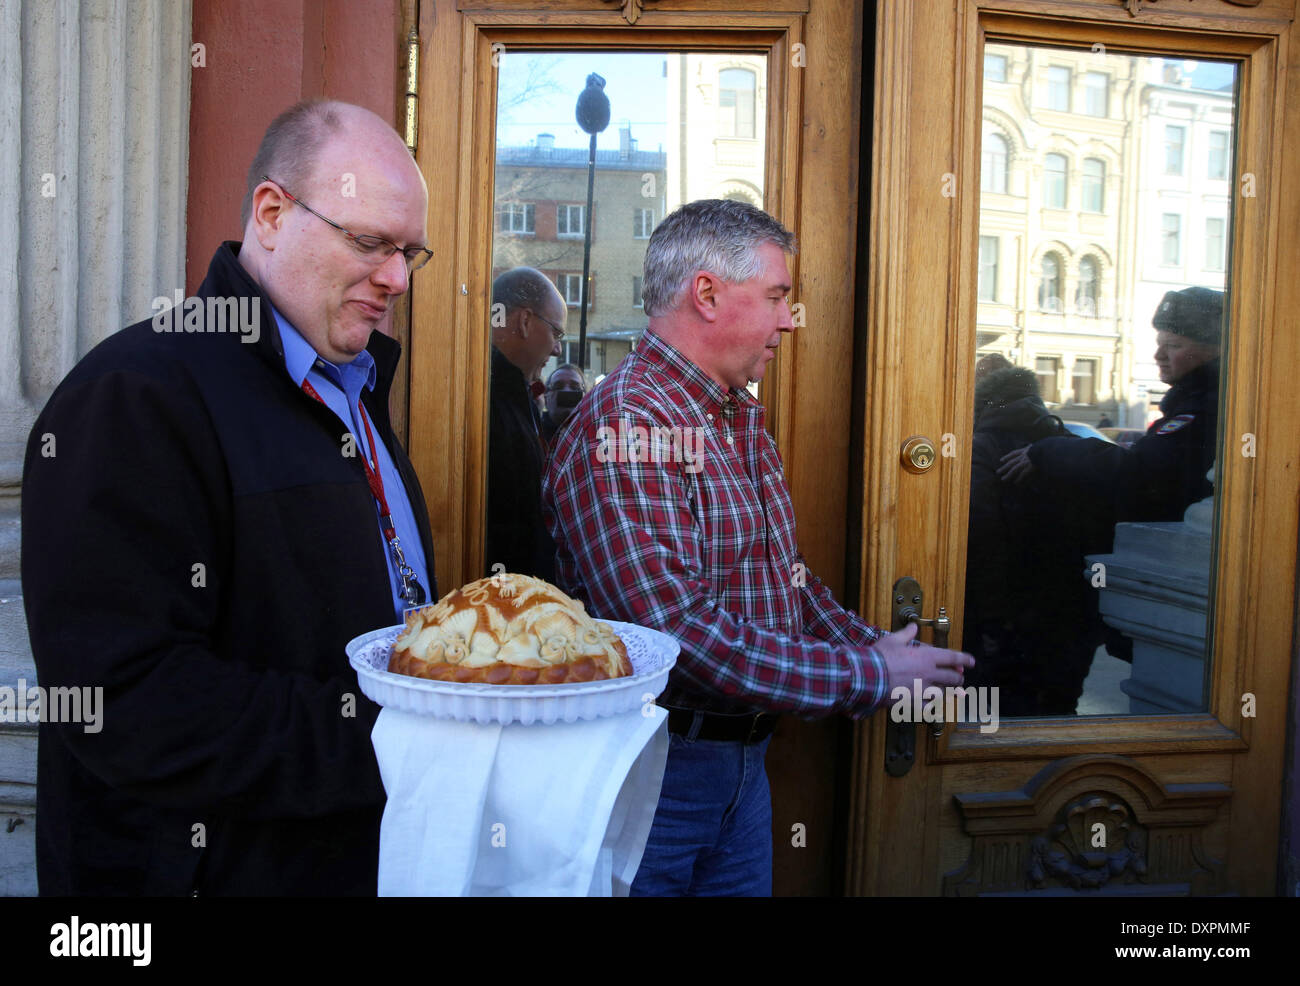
[664,53,766,210]
[978,45,1139,426]
[493,130,666,378]
[1132,60,1234,423]
[493,52,767,382]
[979,46,1232,428]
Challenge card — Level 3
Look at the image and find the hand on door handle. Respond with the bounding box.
[905,608,955,733]
[896,610,958,738]
[878,613,972,738]
[875,621,973,692]
[883,579,974,751]
[902,606,950,649]
[876,621,976,752]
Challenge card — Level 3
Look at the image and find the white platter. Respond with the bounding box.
[346,620,679,725]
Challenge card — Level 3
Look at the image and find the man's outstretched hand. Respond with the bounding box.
[997,445,1036,484]
[874,621,975,693]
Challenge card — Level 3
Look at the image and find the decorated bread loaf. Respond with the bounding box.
[389,572,632,684]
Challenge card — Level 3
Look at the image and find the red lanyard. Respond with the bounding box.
[300,378,424,606]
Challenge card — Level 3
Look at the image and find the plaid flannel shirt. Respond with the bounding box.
[542,330,889,718]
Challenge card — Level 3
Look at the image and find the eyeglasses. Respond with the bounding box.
[261,175,434,273]
[529,310,566,342]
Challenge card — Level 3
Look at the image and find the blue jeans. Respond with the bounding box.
[629,731,773,897]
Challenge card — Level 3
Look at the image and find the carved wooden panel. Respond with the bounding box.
[944,755,1230,895]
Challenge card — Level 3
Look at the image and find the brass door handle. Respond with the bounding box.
[891,577,950,648]
[885,578,951,770]
[902,604,950,737]
[901,606,950,649]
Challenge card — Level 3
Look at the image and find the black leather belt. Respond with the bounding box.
[665,707,779,744]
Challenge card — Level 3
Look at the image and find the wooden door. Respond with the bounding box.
[849,0,1300,896]
[408,0,866,894]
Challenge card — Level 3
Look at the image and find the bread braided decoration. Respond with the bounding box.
[389,573,632,684]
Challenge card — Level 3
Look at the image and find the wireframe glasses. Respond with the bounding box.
[262,175,434,273]
[529,310,566,342]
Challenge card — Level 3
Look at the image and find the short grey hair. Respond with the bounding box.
[641,199,796,317]
[242,101,348,228]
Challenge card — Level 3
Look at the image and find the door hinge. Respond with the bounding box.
[404,24,420,153]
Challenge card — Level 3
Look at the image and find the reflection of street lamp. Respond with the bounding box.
[574,73,610,370]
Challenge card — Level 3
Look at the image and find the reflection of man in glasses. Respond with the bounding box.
[999,287,1222,528]
[487,267,567,579]
[22,100,436,894]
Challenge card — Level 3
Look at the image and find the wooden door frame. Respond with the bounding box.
[850,0,1300,895]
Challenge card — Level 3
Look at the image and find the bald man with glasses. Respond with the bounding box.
[22,100,436,895]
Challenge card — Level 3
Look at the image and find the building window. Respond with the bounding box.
[1047,66,1071,111]
[1076,256,1100,316]
[558,274,584,307]
[1038,252,1063,312]
[1072,358,1097,404]
[557,205,585,237]
[981,132,1008,194]
[718,68,756,139]
[984,53,1007,82]
[499,203,534,235]
[1162,213,1182,266]
[1081,158,1105,213]
[1208,130,1230,180]
[1165,125,1186,176]
[632,275,644,309]
[1205,217,1226,271]
[633,208,654,239]
[978,236,998,302]
[1036,357,1060,403]
[1084,72,1109,117]
[1044,153,1067,208]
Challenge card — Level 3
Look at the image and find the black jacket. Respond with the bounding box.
[1028,361,1219,528]
[486,347,555,580]
[21,242,435,895]
[964,382,1105,714]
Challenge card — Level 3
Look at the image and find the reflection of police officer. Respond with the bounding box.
[999,286,1223,528]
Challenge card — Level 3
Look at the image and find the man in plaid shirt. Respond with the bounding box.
[543,199,973,896]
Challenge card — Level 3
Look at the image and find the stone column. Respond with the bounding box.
[0,0,191,895]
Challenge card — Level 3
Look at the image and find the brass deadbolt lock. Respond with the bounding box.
[901,436,937,474]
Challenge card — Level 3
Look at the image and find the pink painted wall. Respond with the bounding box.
[186,0,402,293]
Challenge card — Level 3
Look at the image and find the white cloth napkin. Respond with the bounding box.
[373,706,668,896]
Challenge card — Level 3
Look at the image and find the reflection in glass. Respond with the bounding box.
[1044,153,1068,208]
[492,51,767,382]
[1084,71,1109,117]
[965,44,1236,717]
[1082,158,1105,213]
[1038,253,1062,311]
[982,131,1008,193]
[485,51,769,576]
[719,68,757,138]
[1048,65,1072,111]
[1077,257,1099,314]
